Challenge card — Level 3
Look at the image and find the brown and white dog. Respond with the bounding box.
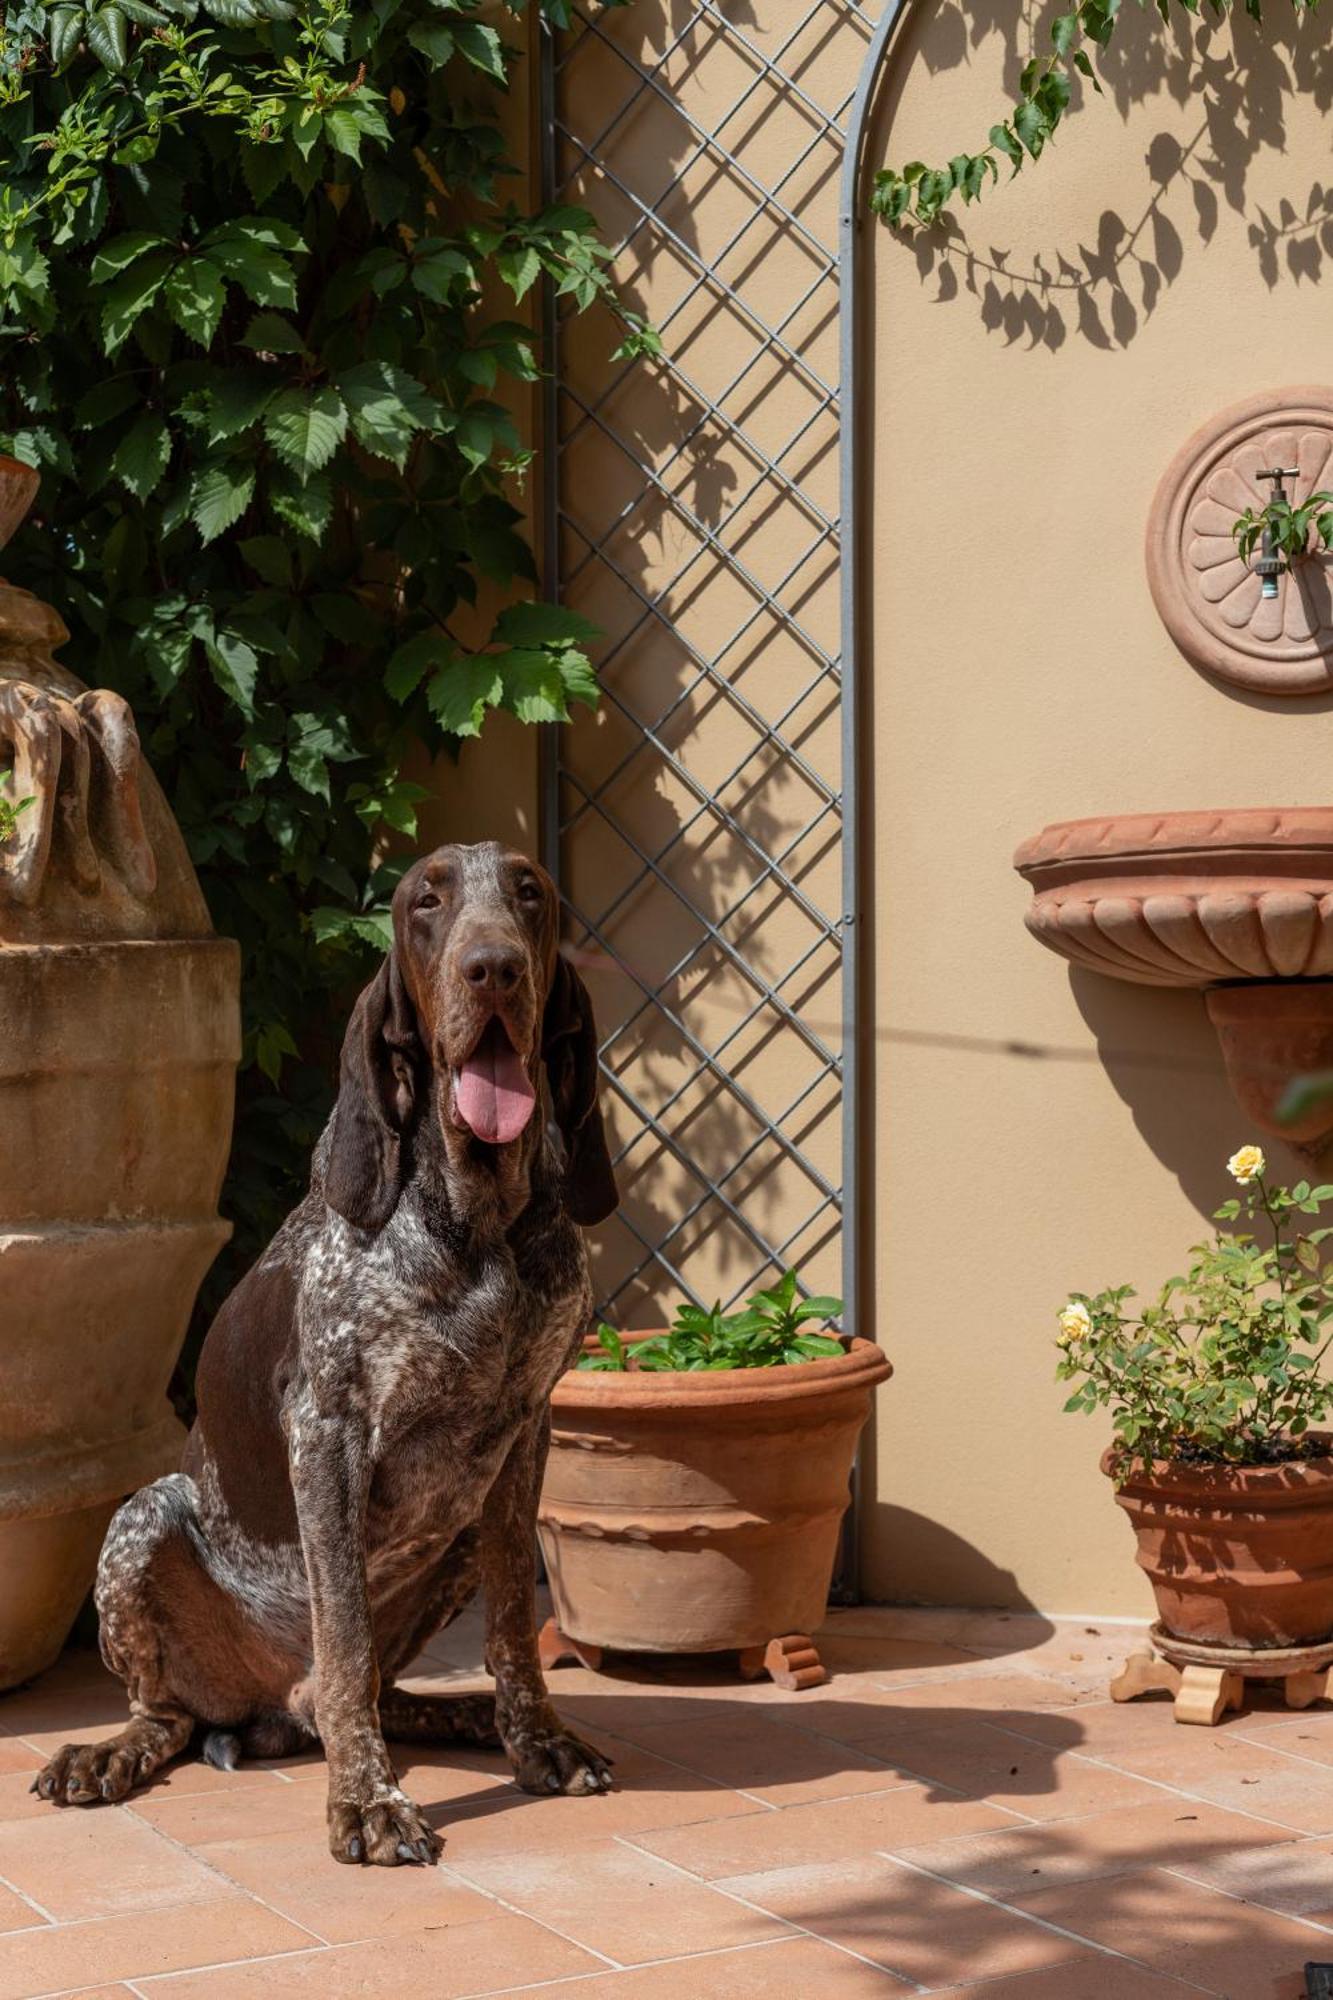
[33,842,618,1866]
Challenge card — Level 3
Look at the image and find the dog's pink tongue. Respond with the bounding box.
[455,1024,536,1144]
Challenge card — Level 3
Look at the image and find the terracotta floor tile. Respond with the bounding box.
[626,1783,1017,1880]
[606,1714,905,1806]
[1001,1697,1259,1759]
[139,1912,602,1996]
[0,1742,35,1779]
[0,1771,50,1822]
[1016,1867,1333,1997]
[859,1673,1104,1715]
[926,1961,1206,1997]
[1104,1732,1333,1832]
[889,1798,1296,1899]
[0,1891,315,2000]
[451,1832,791,1962]
[810,1711,1165,1821]
[1235,1710,1333,1766]
[1169,1838,1333,1916]
[129,1779,332,1850]
[430,1740,766,1860]
[198,1829,501,1944]
[0,1884,39,1936]
[0,1806,227,1920]
[719,1852,1093,1985]
[484,1935,914,1997]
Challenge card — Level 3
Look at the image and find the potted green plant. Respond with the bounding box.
[1056,1146,1333,1675]
[536,1270,891,1689]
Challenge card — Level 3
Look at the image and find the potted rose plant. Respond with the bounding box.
[1057,1147,1333,1685]
[536,1270,891,1689]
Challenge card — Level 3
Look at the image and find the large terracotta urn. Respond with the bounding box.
[0,459,239,1689]
[537,1334,891,1688]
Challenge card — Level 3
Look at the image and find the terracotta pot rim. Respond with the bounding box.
[1101,1439,1333,1493]
[1015,808,1333,876]
[551,1332,891,1409]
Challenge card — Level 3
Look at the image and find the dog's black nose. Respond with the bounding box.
[462,944,523,994]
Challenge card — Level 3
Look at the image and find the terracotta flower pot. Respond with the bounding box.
[538,1335,891,1661]
[1103,1442,1333,1649]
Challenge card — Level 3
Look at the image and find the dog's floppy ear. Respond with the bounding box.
[324,952,422,1231]
[542,951,618,1227]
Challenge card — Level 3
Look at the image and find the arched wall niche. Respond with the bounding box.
[848,0,1333,1613]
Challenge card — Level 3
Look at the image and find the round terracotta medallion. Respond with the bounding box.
[1145,386,1333,695]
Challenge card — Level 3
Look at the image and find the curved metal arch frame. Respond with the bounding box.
[838,0,907,1594]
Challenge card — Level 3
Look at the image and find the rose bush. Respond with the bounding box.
[1057,1148,1333,1470]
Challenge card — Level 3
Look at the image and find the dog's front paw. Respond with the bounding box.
[327,1789,442,1866]
[33,1738,142,1805]
[508,1727,615,1797]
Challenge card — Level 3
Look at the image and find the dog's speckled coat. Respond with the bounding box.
[34,843,619,1866]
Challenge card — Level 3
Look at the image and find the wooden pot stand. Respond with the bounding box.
[1112,1623,1333,1725]
[538,1618,828,1690]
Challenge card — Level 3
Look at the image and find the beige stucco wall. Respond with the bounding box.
[864,2,1333,1613]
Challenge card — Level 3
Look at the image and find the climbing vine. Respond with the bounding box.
[0,0,651,1325]
[871,0,1325,230]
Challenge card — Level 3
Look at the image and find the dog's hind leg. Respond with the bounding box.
[378,1688,500,1747]
[35,1471,300,1807]
[34,1476,202,1805]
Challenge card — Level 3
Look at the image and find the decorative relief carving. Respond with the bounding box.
[1146,388,1333,695]
[0,458,209,944]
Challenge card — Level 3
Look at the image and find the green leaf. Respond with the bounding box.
[205,370,276,443]
[163,258,226,347]
[191,459,256,542]
[237,535,292,586]
[338,360,437,468]
[493,599,601,647]
[111,414,171,499]
[100,251,173,354]
[205,627,260,715]
[496,245,542,301]
[453,20,506,78]
[241,312,306,355]
[323,106,365,161]
[425,655,505,737]
[48,6,86,66]
[263,386,348,477]
[85,4,128,66]
[205,235,297,310]
[407,21,453,61]
[268,465,332,542]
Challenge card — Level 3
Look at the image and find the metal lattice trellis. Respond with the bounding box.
[541,0,883,1341]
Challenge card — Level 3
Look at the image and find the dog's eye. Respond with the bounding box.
[416,893,441,913]
[517,880,542,904]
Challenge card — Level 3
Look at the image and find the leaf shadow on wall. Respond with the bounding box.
[881,0,1333,352]
[552,0,850,1316]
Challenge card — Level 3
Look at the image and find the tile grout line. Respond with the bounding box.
[609,1831,933,1990]
[879,1849,1218,1993]
[0,1863,61,1926]
[116,1799,334,1950]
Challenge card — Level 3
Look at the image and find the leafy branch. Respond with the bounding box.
[1234,489,1333,565]
[0,0,654,1359]
[871,0,1325,231]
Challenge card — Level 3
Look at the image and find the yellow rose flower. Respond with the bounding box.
[1227,1145,1266,1186]
[1057,1301,1092,1346]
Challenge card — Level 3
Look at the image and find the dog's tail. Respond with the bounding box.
[200,1730,242,1771]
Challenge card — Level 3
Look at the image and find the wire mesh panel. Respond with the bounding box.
[545,0,874,1322]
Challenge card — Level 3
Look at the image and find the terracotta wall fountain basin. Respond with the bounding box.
[1014,809,1333,1154]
